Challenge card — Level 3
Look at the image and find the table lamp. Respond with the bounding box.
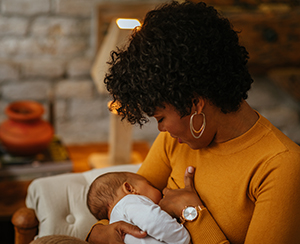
[90,18,142,168]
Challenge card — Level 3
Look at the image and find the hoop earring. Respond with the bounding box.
[190,112,206,139]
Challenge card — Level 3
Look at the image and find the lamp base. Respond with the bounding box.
[88,151,143,169]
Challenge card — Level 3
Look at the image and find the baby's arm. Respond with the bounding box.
[123,195,190,244]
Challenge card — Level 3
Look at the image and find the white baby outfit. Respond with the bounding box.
[109,194,190,244]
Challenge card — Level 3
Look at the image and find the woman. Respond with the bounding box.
[87,1,300,244]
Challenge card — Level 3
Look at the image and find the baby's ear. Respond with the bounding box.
[122,182,136,194]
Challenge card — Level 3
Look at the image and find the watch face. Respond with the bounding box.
[183,206,198,221]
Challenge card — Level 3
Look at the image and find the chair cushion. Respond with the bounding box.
[26,164,140,240]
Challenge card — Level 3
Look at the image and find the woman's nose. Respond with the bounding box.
[157,123,166,132]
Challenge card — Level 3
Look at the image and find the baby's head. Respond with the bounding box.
[87,172,162,220]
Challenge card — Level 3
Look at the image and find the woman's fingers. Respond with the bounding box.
[117,221,147,238]
[184,166,195,190]
[87,221,147,244]
[162,187,170,196]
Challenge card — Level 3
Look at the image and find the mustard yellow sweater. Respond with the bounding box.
[138,113,300,244]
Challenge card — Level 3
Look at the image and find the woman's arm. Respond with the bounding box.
[139,133,229,244]
[137,132,172,190]
[159,166,229,244]
[243,151,300,244]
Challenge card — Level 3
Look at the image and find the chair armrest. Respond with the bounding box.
[12,207,39,244]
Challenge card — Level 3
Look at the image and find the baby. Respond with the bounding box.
[87,172,190,244]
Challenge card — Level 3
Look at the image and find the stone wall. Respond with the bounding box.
[0,0,299,145]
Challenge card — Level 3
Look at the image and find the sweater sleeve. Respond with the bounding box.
[138,132,172,191]
[184,209,229,244]
[119,195,190,244]
[244,151,300,244]
[85,219,109,241]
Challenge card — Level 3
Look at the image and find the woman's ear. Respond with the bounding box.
[122,182,136,195]
[193,97,205,114]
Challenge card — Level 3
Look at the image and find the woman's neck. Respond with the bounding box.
[213,101,259,144]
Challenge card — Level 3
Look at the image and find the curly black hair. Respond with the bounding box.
[104,1,253,126]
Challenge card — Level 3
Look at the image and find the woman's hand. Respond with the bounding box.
[87,221,147,244]
[159,166,204,219]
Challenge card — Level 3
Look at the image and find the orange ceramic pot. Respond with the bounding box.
[0,101,54,156]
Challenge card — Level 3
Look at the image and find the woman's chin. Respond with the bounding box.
[178,137,202,150]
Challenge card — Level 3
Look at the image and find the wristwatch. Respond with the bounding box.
[180,205,206,224]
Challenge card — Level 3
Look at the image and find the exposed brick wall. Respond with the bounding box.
[0,0,299,144]
[0,0,163,145]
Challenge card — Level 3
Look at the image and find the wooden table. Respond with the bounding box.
[0,142,149,221]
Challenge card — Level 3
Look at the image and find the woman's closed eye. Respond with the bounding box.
[158,118,164,123]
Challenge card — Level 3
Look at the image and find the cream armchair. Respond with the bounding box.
[12,164,140,244]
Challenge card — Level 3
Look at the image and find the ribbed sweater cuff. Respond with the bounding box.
[185,209,229,244]
[85,219,109,241]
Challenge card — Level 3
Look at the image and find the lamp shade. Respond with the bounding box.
[91,19,140,94]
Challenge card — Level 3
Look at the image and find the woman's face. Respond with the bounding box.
[153,103,208,149]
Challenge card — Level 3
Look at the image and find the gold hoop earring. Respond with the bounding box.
[190,112,206,139]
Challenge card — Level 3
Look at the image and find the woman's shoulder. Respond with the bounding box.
[258,114,300,153]
[253,114,300,176]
